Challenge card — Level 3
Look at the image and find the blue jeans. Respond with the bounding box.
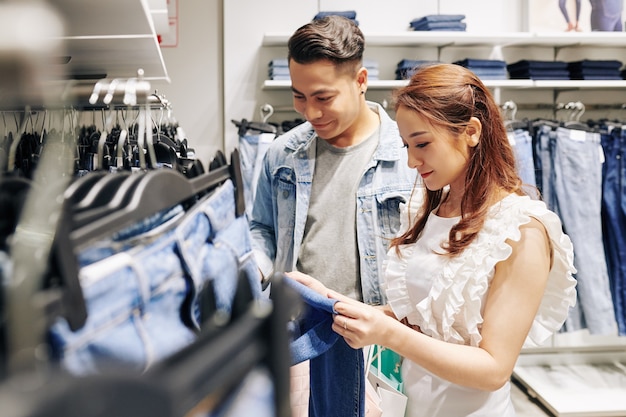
[552,127,617,334]
[285,277,365,417]
[601,129,626,335]
[510,128,538,196]
[239,132,274,218]
[49,179,262,374]
[535,124,558,208]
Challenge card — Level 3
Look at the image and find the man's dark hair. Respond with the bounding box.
[287,15,364,72]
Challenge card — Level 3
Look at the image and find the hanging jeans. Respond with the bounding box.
[48,179,262,375]
[239,132,275,218]
[549,127,618,334]
[509,128,538,197]
[285,277,365,417]
[601,128,626,335]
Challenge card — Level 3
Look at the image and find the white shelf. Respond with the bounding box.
[51,0,169,81]
[263,79,626,90]
[263,31,626,48]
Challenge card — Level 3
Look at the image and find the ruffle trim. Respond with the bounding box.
[384,194,577,348]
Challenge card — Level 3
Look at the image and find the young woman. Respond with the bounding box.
[288,63,577,416]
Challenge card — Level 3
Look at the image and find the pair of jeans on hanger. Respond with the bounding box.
[48,179,262,375]
[534,125,618,335]
[601,128,626,335]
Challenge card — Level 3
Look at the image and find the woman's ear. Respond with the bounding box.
[465,117,482,147]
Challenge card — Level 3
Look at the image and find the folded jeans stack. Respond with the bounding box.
[409,14,466,31]
[364,59,380,80]
[454,58,508,80]
[313,10,359,26]
[507,60,570,80]
[567,59,624,80]
[395,59,439,80]
[268,58,289,81]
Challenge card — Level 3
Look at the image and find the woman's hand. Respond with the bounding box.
[285,271,330,296]
[329,290,396,349]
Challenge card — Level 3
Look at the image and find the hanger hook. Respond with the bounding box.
[260,103,274,123]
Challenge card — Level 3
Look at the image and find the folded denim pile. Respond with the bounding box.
[364,59,380,80]
[567,59,624,80]
[453,58,508,80]
[268,58,289,81]
[313,10,358,26]
[507,60,570,80]
[409,14,466,31]
[395,59,439,80]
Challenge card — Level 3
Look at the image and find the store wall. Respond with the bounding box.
[221,0,525,155]
[152,0,223,167]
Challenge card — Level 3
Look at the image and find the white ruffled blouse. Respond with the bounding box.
[384,193,577,348]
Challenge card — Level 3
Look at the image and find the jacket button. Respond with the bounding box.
[283,190,289,198]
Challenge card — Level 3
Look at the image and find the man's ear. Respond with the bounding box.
[356,66,368,94]
[465,117,482,147]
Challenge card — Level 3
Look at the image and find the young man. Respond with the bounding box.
[249,15,417,416]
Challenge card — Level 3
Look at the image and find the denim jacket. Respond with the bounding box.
[250,102,417,305]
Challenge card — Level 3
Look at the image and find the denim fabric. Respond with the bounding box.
[590,0,623,31]
[551,127,618,334]
[509,70,571,80]
[534,124,558,209]
[284,277,364,417]
[601,129,626,335]
[510,128,537,193]
[454,59,507,69]
[249,102,418,306]
[568,60,623,70]
[314,11,357,20]
[409,14,465,26]
[239,132,275,218]
[309,338,364,417]
[508,60,569,71]
[285,277,339,364]
[411,22,466,31]
[77,204,185,267]
[49,179,262,374]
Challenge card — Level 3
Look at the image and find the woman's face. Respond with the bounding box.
[396,104,473,193]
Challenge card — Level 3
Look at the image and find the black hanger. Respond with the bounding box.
[71,171,132,213]
[71,149,245,250]
[231,118,277,136]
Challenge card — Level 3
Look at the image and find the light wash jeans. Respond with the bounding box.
[551,127,617,334]
[49,179,262,374]
[238,132,275,218]
[510,128,538,197]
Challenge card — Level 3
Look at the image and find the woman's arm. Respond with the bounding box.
[332,218,552,391]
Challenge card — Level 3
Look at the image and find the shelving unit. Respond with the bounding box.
[261,31,626,107]
[50,0,169,81]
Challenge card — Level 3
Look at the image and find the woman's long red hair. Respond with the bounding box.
[391,64,524,256]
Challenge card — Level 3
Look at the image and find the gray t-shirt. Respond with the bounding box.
[296,129,379,301]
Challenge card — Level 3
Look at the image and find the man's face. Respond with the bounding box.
[289,59,362,145]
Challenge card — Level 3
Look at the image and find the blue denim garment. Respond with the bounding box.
[411,22,467,31]
[77,204,185,267]
[239,132,275,219]
[549,127,618,334]
[250,102,418,306]
[284,277,365,417]
[284,277,339,364]
[314,10,357,20]
[409,14,465,25]
[49,179,262,374]
[509,128,537,193]
[601,128,626,335]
